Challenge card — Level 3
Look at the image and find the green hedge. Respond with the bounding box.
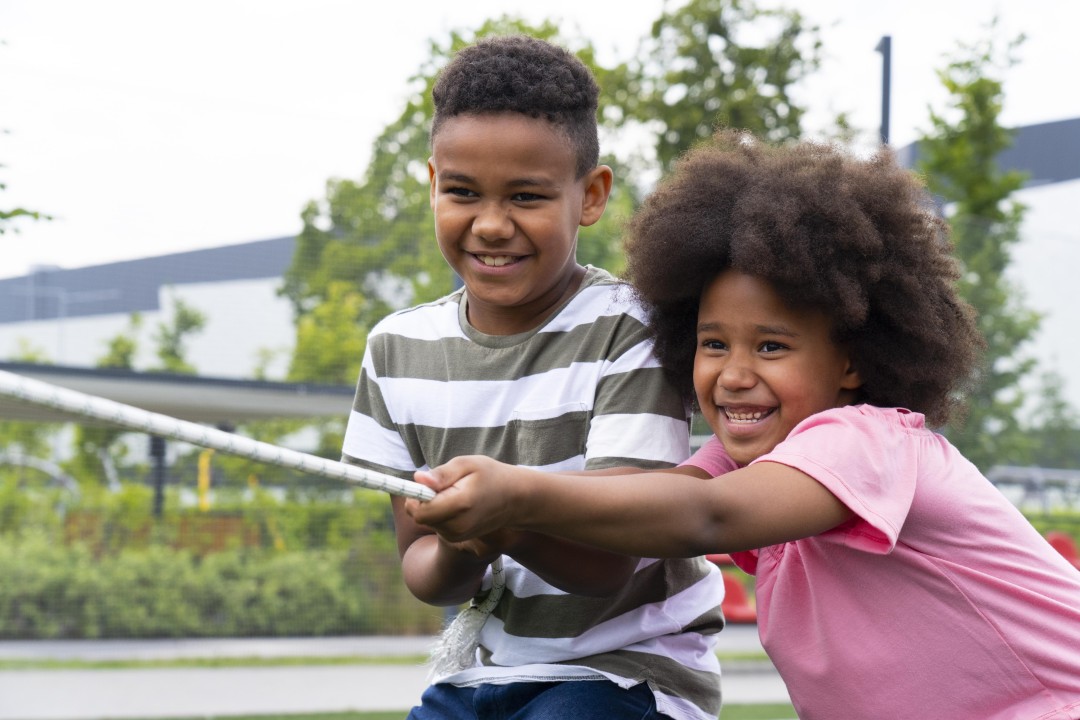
[0,532,442,639]
[0,477,443,639]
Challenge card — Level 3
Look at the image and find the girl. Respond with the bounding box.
[406,130,1080,719]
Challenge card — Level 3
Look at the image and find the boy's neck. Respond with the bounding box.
[466,264,588,336]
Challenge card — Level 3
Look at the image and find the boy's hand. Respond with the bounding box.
[406,455,525,541]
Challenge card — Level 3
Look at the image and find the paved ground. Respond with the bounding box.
[0,627,792,719]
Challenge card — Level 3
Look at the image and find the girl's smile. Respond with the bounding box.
[694,270,862,466]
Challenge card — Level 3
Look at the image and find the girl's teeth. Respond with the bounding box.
[726,409,769,423]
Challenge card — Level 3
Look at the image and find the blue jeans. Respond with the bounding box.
[407,679,664,720]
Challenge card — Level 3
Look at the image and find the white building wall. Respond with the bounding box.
[1009,179,1080,412]
[0,277,296,380]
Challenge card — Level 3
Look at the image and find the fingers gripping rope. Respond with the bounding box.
[0,368,504,671]
[0,369,433,500]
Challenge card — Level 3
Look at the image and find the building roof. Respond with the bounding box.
[0,361,353,425]
[0,236,296,324]
[896,116,1080,186]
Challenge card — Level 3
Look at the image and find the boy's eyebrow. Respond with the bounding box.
[436,170,554,188]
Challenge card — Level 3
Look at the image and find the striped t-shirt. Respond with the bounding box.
[342,266,725,720]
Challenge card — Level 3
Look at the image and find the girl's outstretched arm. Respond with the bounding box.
[407,455,854,557]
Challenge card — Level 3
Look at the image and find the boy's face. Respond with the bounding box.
[693,270,862,466]
[429,113,611,335]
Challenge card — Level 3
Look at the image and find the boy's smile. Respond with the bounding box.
[694,271,862,466]
[429,112,611,335]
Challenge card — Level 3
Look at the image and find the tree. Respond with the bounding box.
[917,29,1043,470]
[280,17,632,384]
[0,341,57,472]
[1027,371,1080,469]
[611,0,822,174]
[65,315,143,486]
[151,294,206,375]
[0,166,50,234]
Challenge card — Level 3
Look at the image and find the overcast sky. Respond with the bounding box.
[3,1,1080,405]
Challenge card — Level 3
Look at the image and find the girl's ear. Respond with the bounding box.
[840,359,862,391]
[579,165,613,227]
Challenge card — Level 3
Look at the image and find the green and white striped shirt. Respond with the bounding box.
[342,267,725,720]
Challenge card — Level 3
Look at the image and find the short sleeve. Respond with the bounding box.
[752,405,920,553]
[680,436,739,477]
[341,333,416,479]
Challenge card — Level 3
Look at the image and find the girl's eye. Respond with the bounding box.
[447,187,476,198]
[760,341,788,353]
[701,339,727,351]
[513,192,544,202]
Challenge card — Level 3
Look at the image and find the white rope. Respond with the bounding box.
[0,367,506,669]
[0,368,433,501]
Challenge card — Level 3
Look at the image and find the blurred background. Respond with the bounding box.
[1,0,1078,643]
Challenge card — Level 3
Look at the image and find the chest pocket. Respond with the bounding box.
[504,402,589,467]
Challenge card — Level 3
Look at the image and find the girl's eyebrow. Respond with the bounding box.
[756,324,799,337]
[696,321,800,337]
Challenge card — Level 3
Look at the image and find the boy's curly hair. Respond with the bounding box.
[625,130,984,427]
[431,35,600,178]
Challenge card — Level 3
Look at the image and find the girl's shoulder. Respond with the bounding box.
[792,404,928,438]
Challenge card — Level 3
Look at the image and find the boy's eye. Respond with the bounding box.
[512,192,545,202]
[447,187,476,198]
[759,341,788,353]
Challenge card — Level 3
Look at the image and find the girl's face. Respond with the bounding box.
[693,270,863,466]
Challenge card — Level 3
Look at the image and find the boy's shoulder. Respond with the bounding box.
[556,265,647,324]
[369,289,465,341]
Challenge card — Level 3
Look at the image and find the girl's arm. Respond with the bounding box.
[407,456,853,557]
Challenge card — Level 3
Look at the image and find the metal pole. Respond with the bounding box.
[875,35,892,145]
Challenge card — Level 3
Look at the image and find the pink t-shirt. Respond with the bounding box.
[684,404,1080,720]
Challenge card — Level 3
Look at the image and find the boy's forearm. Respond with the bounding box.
[401,534,490,606]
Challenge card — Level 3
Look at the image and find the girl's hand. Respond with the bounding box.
[406,455,528,541]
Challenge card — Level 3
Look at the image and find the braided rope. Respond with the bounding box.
[0,368,433,500]
[0,367,506,667]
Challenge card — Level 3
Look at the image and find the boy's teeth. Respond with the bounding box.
[478,255,515,267]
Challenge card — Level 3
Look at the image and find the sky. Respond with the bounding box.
[3,0,1080,404]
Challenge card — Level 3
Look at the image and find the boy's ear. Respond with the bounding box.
[428,158,437,210]
[579,165,613,227]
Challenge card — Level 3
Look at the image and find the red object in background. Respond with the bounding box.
[720,571,758,623]
[1045,531,1080,570]
[707,554,757,623]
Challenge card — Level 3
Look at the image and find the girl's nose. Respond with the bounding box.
[718,360,756,391]
[473,203,514,241]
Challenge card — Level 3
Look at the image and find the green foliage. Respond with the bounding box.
[0,342,60,461]
[612,0,821,173]
[151,293,207,374]
[288,281,369,385]
[1027,371,1080,469]
[0,162,51,234]
[0,485,442,639]
[66,315,143,486]
[917,28,1044,470]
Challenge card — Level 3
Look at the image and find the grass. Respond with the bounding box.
[104,706,798,720]
[0,650,773,671]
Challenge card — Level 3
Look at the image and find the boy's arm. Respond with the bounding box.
[407,455,852,557]
[392,493,639,601]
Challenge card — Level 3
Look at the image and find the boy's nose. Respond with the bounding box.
[473,203,514,241]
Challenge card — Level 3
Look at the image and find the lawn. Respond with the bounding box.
[120,707,799,720]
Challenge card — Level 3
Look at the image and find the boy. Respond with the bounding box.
[340,36,725,720]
